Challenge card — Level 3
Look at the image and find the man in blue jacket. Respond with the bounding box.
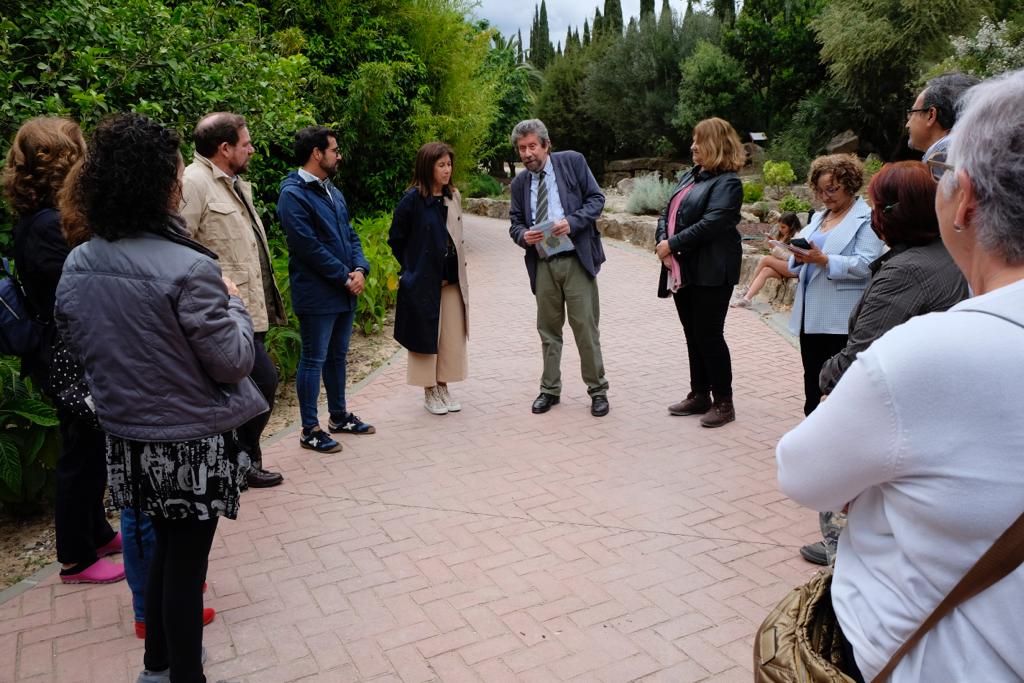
[278,126,375,453]
[509,119,610,417]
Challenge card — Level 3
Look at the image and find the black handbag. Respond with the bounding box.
[0,258,45,357]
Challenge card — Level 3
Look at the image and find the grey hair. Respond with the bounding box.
[510,119,550,148]
[923,72,980,131]
[945,68,1024,264]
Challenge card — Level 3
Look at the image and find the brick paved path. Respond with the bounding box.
[2,215,821,683]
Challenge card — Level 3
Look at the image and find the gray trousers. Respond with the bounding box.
[535,256,609,397]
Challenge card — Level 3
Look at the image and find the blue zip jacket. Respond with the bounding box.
[277,171,371,315]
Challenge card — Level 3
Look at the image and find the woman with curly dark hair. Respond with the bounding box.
[2,117,124,584]
[786,154,884,415]
[55,113,262,683]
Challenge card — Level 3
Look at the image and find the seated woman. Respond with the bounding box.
[731,211,801,308]
[777,70,1024,682]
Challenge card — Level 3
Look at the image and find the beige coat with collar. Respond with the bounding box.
[180,153,286,332]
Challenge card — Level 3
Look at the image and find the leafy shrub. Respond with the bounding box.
[0,358,60,510]
[939,16,1024,77]
[743,181,764,203]
[625,173,674,215]
[763,160,797,199]
[779,193,812,213]
[863,154,883,186]
[464,172,504,198]
[353,214,400,335]
[264,238,303,382]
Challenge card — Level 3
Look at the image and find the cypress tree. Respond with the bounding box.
[659,0,673,27]
[641,0,655,19]
[593,8,603,38]
[529,5,539,64]
[538,0,553,68]
[604,0,624,36]
[583,19,591,46]
[516,29,524,63]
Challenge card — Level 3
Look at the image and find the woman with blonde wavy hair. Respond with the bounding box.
[2,116,125,584]
[655,117,746,428]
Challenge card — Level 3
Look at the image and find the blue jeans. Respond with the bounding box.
[297,310,355,428]
[121,508,156,623]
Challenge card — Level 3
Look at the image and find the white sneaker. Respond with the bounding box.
[424,386,448,415]
[438,384,461,412]
[730,297,751,308]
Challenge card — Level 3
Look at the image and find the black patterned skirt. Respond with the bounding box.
[105,432,250,521]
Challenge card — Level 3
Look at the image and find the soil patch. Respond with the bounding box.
[0,318,400,593]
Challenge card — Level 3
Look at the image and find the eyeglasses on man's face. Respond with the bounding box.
[926,158,954,182]
[907,106,933,118]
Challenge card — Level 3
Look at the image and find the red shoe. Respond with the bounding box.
[59,558,125,584]
[96,532,123,557]
[135,608,216,639]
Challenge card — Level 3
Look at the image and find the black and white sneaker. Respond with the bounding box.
[328,412,376,435]
[299,427,343,453]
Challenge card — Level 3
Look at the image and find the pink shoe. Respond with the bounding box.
[96,532,123,557]
[60,558,126,584]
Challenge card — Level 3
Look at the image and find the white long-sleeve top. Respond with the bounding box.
[777,277,1024,682]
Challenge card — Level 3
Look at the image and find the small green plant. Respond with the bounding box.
[763,160,797,199]
[0,358,60,510]
[353,214,400,335]
[863,154,883,186]
[463,172,504,199]
[779,193,812,213]
[625,172,674,215]
[743,181,764,203]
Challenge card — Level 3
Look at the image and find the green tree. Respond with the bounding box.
[534,49,613,172]
[478,31,536,177]
[641,0,656,19]
[673,41,757,137]
[724,0,828,133]
[584,7,697,156]
[604,0,624,36]
[659,0,674,28]
[711,0,736,25]
[813,0,982,155]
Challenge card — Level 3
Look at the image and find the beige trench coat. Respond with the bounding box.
[180,153,286,332]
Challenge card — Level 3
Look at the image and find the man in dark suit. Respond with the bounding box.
[508,119,610,417]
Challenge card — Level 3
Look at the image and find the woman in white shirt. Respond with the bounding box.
[777,69,1024,682]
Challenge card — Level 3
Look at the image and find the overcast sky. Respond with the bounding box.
[471,0,654,47]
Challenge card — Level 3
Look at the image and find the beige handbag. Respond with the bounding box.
[755,510,1024,683]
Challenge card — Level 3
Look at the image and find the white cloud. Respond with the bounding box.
[471,0,648,49]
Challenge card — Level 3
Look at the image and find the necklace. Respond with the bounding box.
[821,200,854,231]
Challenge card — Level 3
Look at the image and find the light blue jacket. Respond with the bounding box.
[788,197,884,335]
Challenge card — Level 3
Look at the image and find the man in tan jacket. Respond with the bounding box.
[181,112,287,488]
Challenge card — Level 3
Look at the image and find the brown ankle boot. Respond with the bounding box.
[668,391,712,416]
[700,399,735,428]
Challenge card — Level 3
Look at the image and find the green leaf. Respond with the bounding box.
[0,434,22,493]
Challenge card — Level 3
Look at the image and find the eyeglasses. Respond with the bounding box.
[907,106,933,117]
[814,185,842,198]
[926,158,954,182]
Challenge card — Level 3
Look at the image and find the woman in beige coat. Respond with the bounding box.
[388,142,469,414]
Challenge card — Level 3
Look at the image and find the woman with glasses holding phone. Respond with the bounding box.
[787,154,883,416]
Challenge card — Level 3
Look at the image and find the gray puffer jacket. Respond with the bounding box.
[55,224,268,441]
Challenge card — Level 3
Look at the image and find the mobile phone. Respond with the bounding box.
[790,238,811,250]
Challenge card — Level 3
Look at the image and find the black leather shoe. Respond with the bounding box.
[531,393,560,414]
[591,395,610,417]
[800,541,829,566]
[245,467,284,488]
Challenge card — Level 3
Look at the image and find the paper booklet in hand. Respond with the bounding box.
[768,239,810,256]
[534,220,575,259]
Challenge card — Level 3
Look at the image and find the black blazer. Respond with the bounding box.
[509,151,606,293]
[656,167,743,296]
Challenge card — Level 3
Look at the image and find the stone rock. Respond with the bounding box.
[464,198,510,220]
[826,130,859,155]
[616,177,637,194]
[596,213,658,250]
[744,142,766,167]
[602,171,631,186]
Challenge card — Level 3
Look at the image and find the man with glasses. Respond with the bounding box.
[182,112,287,488]
[277,126,375,454]
[906,72,979,179]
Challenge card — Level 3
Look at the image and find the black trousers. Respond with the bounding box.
[144,515,219,683]
[799,330,848,416]
[673,284,734,399]
[54,411,115,566]
[235,332,277,469]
